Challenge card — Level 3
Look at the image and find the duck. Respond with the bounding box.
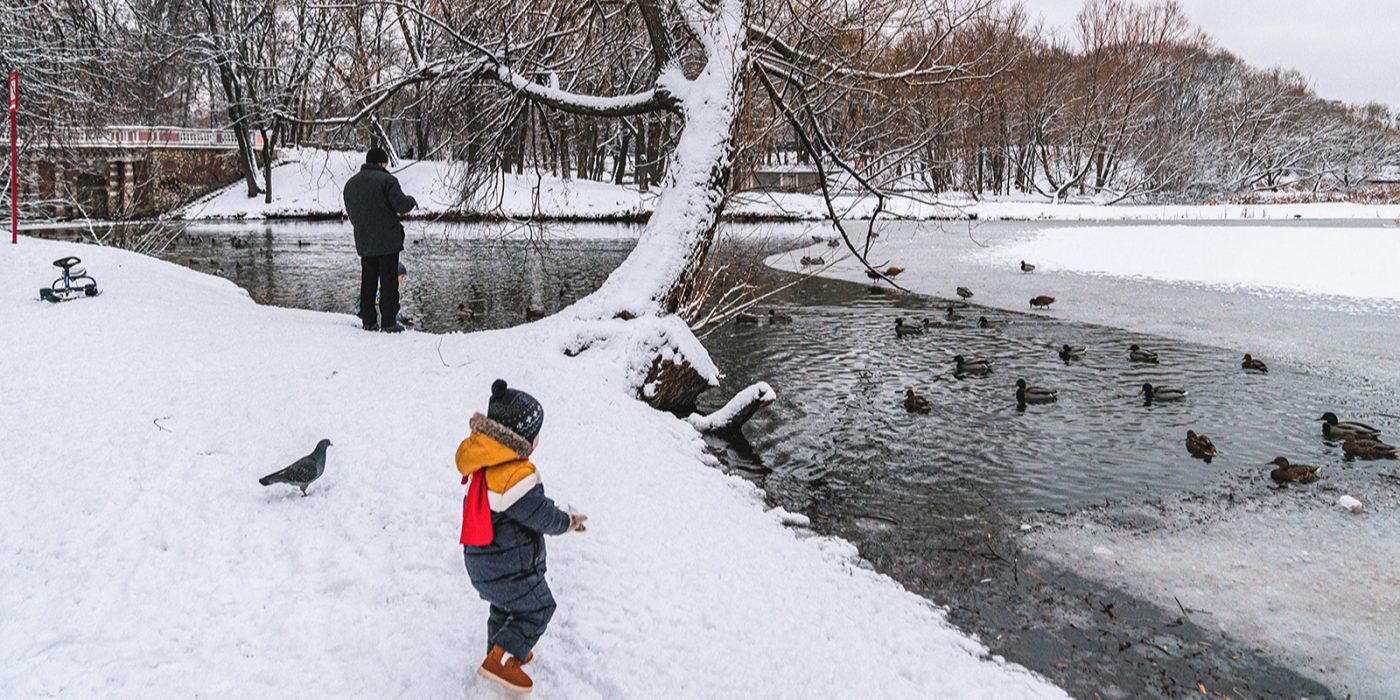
[1057,344,1085,361]
[954,354,992,376]
[1029,295,1055,309]
[1020,260,1036,273]
[1185,430,1216,463]
[734,312,760,324]
[903,389,933,414]
[1318,412,1380,440]
[1342,436,1398,461]
[1015,379,1057,406]
[956,286,974,300]
[945,305,965,321]
[1140,382,1186,402]
[864,268,883,280]
[1128,344,1159,364]
[894,317,924,337]
[826,239,841,248]
[977,316,997,329]
[767,309,793,324]
[922,318,944,329]
[799,255,825,266]
[1242,354,1268,372]
[1268,457,1320,484]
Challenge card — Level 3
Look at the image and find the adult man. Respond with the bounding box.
[343,147,417,332]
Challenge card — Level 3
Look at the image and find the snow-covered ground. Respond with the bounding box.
[168,148,1400,223]
[0,236,1063,698]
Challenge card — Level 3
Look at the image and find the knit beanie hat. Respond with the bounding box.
[488,379,544,443]
[366,147,389,164]
[397,261,407,276]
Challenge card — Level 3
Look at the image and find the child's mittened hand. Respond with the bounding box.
[568,513,588,533]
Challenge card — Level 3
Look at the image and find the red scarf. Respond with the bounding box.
[459,474,493,546]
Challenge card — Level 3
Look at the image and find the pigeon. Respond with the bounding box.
[260,439,332,496]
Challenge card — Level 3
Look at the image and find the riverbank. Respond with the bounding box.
[0,236,1063,697]
[163,148,1400,224]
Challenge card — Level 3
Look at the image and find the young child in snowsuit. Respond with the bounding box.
[457,379,587,693]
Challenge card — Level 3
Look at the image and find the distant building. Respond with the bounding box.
[744,163,825,193]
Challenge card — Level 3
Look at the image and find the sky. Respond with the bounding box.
[1027,0,1399,110]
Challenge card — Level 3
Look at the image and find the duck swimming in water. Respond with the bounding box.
[1242,354,1268,372]
[1057,344,1085,361]
[1185,430,1216,463]
[1015,379,1057,406]
[1342,436,1397,461]
[1268,457,1320,484]
[1128,344,1159,364]
[954,354,992,376]
[1318,412,1380,440]
[977,316,997,329]
[903,389,933,414]
[1140,382,1186,402]
[946,305,965,321]
[894,317,924,338]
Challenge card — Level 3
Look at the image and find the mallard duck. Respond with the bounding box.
[977,316,997,329]
[1140,382,1186,402]
[954,354,992,376]
[1020,260,1036,273]
[1319,412,1380,440]
[1185,430,1216,462]
[1015,378,1057,405]
[1342,437,1398,461]
[1029,295,1055,309]
[826,238,841,248]
[946,305,965,321]
[735,312,759,324]
[1242,354,1268,372]
[799,255,824,266]
[922,318,943,329]
[1057,344,1085,361]
[956,286,973,300]
[767,309,793,324]
[1268,457,1320,484]
[1128,344,1159,364]
[903,389,933,414]
[894,317,924,337]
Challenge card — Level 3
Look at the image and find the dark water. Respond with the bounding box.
[29,219,1378,697]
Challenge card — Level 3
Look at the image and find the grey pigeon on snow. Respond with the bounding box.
[259,439,332,496]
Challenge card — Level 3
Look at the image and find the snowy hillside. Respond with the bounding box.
[0,237,1064,698]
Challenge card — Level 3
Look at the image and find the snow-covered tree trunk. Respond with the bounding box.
[566,0,747,322]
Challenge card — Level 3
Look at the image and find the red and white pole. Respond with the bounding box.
[8,71,17,245]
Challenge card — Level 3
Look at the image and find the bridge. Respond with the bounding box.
[29,126,268,219]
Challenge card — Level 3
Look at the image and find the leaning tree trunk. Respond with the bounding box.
[563,0,748,413]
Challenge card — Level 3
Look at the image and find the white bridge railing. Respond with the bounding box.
[55,126,264,150]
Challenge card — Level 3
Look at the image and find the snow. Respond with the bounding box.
[1339,494,1365,513]
[1026,485,1400,699]
[167,149,1400,224]
[0,236,1063,698]
[175,148,652,222]
[686,382,776,432]
[981,225,1400,301]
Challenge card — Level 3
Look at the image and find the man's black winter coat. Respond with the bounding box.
[343,164,418,257]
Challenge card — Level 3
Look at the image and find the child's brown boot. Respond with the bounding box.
[478,645,533,693]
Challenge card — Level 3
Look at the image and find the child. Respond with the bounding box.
[353,261,412,328]
[456,379,587,693]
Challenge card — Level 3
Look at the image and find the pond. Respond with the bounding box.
[27,217,1394,697]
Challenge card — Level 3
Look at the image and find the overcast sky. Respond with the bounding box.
[1027,0,1399,110]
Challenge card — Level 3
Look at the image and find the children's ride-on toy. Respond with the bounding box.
[39,256,100,303]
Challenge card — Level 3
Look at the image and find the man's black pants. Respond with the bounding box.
[359,252,399,328]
